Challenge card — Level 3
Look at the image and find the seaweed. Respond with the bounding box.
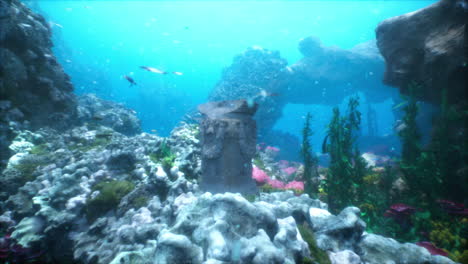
[322,96,368,212]
[300,112,318,196]
[149,140,176,173]
[297,223,331,264]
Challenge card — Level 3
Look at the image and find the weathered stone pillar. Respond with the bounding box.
[198,100,258,194]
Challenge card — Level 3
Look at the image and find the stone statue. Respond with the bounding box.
[198,100,258,194]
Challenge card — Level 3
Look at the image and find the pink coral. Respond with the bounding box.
[252,166,270,184]
[265,146,280,152]
[284,181,304,191]
[267,179,285,189]
[282,167,297,175]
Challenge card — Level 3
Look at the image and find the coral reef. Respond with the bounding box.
[0,117,456,263]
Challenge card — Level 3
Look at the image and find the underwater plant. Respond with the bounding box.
[322,97,368,212]
[300,112,318,197]
[398,84,467,208]
[149,140,176,173]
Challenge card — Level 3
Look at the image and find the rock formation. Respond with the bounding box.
[208,39,396,157]
[290,37,398,105]
[198,100,258,195]
[376,0,467,105]
[0,0,77,169]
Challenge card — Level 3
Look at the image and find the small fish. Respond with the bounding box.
[18,23,32,28]
[49,22,63,28]
[172,71,183,76]
[123,75,137,86]
[258,89,279,98]
[150,129,158,134]
[140,66,168,74]
[392,101,408,110]
[92,114,104,121]
[394,120,407,133]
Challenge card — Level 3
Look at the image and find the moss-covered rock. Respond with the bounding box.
[70,136,111,152]
[298,223,331,264]
[86,180,135,222]
[12,156,48,185]
[28,143,48,155]
[130,195,149,209]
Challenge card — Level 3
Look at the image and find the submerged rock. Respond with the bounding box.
[359,233,455,264]
[376,0,467,105]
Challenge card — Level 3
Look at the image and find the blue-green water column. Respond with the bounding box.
[198,100,258,195]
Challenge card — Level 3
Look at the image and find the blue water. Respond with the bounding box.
[31,0,435,148]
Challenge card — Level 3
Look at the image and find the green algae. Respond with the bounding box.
[130,195,149,209]
[298,223,331,264]
[86,180,135,222]
[70,136,111,152]
[29,143,48,155]
[149,140,176,173]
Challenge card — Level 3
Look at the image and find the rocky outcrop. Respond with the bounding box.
[376,0,467,104]
[0,0,78,169]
